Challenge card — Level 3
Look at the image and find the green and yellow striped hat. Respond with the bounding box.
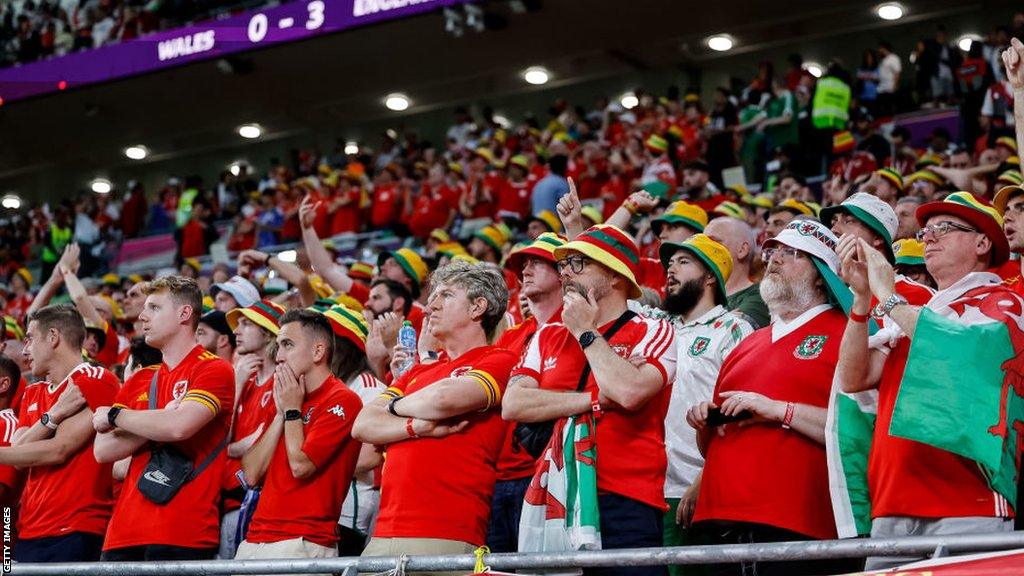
[713,201,748,221]
[659,234,733,300]
[3,316,24,341]
[893,239,926,266]
[227,299,287,335]
[916,191,1008,266]
[321,304,370,352]
[651,200,708,235]
[504,232,568,277]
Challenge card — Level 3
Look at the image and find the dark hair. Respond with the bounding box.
[878,40,893,52]
[0,355,20,401]
[331,337,370,383]
[28,304,86,350]
[778,171,807,187]
[128,336,162,369]
[370,278,413,316]
[548,154,569,176]
[279,309,334,364]
[892,126,911,141]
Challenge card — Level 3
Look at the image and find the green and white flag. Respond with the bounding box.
[828,273,1024,537]
[519,414,601,575]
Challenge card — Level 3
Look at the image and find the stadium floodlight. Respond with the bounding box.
[238,124,262,139]
[345,142,359,155]
[523,66,550,85]
[620,92,639,110]
[1,194,20,210]
[706,35,734,52]
[91,178,112,194]
[958,34,983,51]
[804,62,824,78]
[876,3,903,20]
[124,145,148,160]
[384,93,410,111]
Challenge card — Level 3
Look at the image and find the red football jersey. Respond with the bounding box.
[18,364,119,539]
[222,372,277,511]
[513,314,677,511]
[244,375,362,547]
[493,317,541,481]
[103,346,234,551]
[694,308,845,540]
[373,346,517,545]
[370,184,401,229]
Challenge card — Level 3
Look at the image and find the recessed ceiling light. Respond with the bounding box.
[344,141,359,155]
[523,66,550,85]
[91,178,112,194]
[229,161,246,176]
[876,3,903,20]
[620,92,639,109]
[804,62,824,78]
[958,34,982,51]
[238,124,262,139]
[384,93,410,111]
[707,35,734,52]
[124,145,148,160]
[1,194,20,210]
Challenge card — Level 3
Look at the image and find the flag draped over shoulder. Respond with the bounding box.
[518,413,601,575]
[890,281,1024,508]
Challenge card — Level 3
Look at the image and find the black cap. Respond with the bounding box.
[199,310,235,348]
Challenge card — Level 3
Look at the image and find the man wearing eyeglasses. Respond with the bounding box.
[686,219,862,576]
[837,191,1021,570]
[503,224,677,576]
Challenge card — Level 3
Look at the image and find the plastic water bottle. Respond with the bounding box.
[395,321,417,376]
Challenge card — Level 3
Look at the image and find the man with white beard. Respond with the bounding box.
[685,219,861,576]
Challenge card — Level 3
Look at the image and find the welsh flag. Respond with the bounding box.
[828,273,1024,537]
[518,413,601,575]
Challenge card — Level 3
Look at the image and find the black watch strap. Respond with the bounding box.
[107,406,122,428]
[284,409,303,421]
[387,396,405,418]
[579,331,599,349]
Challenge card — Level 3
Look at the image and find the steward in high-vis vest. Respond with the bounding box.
[812,74,852,130]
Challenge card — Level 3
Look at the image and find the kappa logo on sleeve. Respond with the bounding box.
[543,357,557,371]
[328,404,346,419]
[794,335,828,360]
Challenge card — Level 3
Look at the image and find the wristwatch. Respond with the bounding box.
[578,331,599,349]
[107,406,122,429]
[40,412,58,431]
[872,293,908,319]
[284,409,303,422]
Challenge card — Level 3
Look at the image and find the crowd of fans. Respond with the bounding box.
[4,11,1024,576]
[0,0,260,67]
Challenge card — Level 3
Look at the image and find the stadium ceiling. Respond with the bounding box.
[0,0,1011,201]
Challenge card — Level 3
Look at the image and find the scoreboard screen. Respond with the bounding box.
[0,0,469,104]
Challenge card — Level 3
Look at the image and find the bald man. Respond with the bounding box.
[704,218,771,329]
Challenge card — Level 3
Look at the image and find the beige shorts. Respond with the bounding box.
[361,537,478,576]
[235,537,338,576]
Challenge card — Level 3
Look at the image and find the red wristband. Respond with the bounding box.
[405,418,418,438]
[590,388,603,419]
[781,402,795,429]
[849,310,869,323]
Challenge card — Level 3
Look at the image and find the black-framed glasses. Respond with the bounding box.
[915,221,979,242]
[556,255,593,274]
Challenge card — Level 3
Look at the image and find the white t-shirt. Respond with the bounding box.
[878,53,902,94]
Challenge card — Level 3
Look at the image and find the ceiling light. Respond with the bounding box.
[384,93,410,111]
[958,34,983,52]
[91,178,112,194]
[1,194,20,210]
[229,162,246,176]
[706,35,734,52]
[876,3,903,20]
[238,124,262,139]
[804,62,824,78]
[523,66,550,85]
[124,145,148,160]
[493,114,511,128]
[620,92,639,110]
[344,141,359,155]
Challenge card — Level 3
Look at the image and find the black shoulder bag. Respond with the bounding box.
[137,370,228,505]
[513,310,636,459]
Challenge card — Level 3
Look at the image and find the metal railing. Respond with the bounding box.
[12,531,1024,575]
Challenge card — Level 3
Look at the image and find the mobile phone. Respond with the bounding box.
[705,407,752,427]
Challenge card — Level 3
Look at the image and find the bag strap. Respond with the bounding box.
[148,369,159,411]
[574,310,637,393]
[188,436,228,481]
